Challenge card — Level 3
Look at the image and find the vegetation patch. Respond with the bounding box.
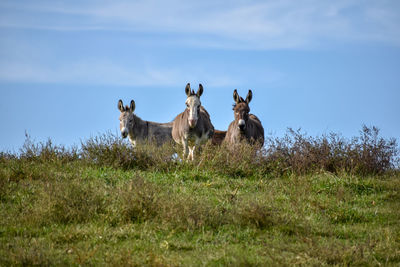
[0,126,399,265]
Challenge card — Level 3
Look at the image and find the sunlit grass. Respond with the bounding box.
[0,127,399,265]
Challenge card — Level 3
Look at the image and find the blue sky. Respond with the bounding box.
[1,0,400,152]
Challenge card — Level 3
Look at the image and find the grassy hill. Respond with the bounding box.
[1,127,399,266]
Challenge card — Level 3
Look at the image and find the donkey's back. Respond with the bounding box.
[147,121,173,145]
[247,114,264,145]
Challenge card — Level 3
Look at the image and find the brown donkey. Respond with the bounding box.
[172,83,214,160]
[212,130,227,145]
[224,89,264,146]
[118,99,173,147]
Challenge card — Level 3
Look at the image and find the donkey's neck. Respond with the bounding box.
[128,114,148,142]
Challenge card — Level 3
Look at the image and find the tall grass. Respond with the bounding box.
[265,125,398,176]
[2,126,398,177]
[19,132,79,164]
[80,132,177,171]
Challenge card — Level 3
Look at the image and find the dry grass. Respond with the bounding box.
[76,125,399,177]
[265,126,398,176]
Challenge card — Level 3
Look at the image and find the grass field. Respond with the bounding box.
[1,128,399,266]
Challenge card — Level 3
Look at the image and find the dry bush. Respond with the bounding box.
[19,132,79,164]
[265,126,398,176]
[81,132,177,171]
[7,125,399,177]
[80,132,136,169]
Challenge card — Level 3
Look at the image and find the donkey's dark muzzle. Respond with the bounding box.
[238,119,246,131]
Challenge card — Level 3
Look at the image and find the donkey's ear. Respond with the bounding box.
[130,100,136,113]
[197,84,203,97]
[118,99,125,112]
[185,83,191,96]
[233,89,240,103]
[245,90,253,104]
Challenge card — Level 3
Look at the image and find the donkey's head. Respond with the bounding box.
[184,83,203,128]
[118,99,135,138]
[232,89,252,132]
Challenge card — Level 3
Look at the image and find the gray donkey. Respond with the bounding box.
[172,83,214,160]
[224,89,264,146]
[118,99,173,147]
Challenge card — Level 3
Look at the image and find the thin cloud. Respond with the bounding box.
[1,0,399,48]
[0,60,178,86]
[0,56,283,88]
[0,59,259,87]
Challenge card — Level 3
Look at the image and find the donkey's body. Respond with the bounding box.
[118,99,173,147]
[172,83,214,160]
[224,90,264,146]
[212,130,227,145]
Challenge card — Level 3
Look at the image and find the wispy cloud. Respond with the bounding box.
[0,59,264,87]
[0,0,398,86]
[0,53,284,87]
[1,0,400,48]
[0,60,179,86]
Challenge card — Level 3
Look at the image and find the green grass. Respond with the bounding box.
[0,130,399,266]
[1,161,399,265]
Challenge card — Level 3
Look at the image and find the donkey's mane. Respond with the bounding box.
[232,98,248,110]
[200,106,211,119]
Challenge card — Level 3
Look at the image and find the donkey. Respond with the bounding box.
[118,99,173,147]
[172,83,214,160]
[224,89,264,146]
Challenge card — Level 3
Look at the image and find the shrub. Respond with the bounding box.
[265,126,398,176]
[80,132,135,169]
[80,132,177,171]
[4,126,399,177]
[19,132,79,164]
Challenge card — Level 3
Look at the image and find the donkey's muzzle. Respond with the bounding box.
[189,119,197,128]
[121,129,128,138]
[238,119,246,131]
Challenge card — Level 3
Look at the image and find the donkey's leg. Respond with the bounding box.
[128,136,137,148]
[188,146,195,161]
[181,137,189,160]
[191,137,204,161]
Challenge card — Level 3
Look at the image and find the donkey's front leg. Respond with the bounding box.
[189,137,203,161]
[188,146,195,161]
[128,137,137,148]
[181,137,189,160]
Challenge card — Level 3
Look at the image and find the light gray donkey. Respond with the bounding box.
[172,83,214,160]
[118,99,173,147]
